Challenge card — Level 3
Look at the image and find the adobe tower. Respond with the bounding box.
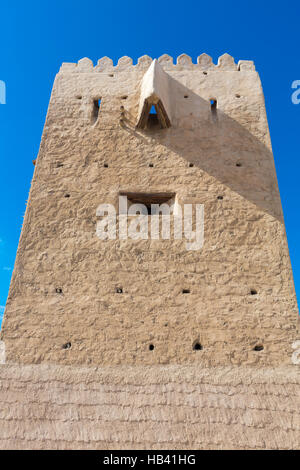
[1,53,299,367]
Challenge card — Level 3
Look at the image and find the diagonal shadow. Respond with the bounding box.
[124,74,283,223]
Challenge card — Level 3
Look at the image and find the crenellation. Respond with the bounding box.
[217,53,237,70]
[77,57,94,71]
[58,54,256,74]
[116,55,133,70]
[238,60,256,71]
[137,55,153,68]
[157,54,175,69]
[95,56,114,72]
[176,54,194,69]
[59,62,77,72]
[197,53,214,69]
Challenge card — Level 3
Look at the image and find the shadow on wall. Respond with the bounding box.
[121,74,282,222]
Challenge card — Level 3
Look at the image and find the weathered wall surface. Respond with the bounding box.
[1,54,299,365]
[0,364,299,450]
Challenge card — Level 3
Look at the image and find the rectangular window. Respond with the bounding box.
[119,192,176,215]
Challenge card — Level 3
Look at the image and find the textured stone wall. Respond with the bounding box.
[0,364,299,450]
[1,54,299,366]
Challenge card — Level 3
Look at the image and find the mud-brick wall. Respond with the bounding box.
[1,54,299,365]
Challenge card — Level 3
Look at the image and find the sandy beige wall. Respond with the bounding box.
[1,55,299,366]
[0,364,299,450]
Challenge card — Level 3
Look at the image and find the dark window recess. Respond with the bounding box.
[137,100,171,130]
[120,192,175,216]
[253,344,264,351]
[182,289,190,294]
[104,163,108,168]
[92,98,101,124]
[250,289,257,295]
[193,342,203,351]
[147,104,159,129]
[62,342,71,350]
[210,99,217,117]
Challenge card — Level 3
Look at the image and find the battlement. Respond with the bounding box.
[59,53,255,73]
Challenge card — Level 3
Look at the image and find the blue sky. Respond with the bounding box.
[0,1,299,326]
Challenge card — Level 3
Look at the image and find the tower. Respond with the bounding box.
[1,52,299,367]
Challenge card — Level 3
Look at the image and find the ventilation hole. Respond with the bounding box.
[235,94,241,98]
[189,163,194,167]
[217,195,223,200]
[184,95,189,98]
[193,342,203,351]
[149,344,154,351]
[104,163,108,168]
[148,163,154,167]
[250,289,257,295]
[116,287,123,294]
[62,342,71,350]
[182,289,190,294]
[109,74,114,77]
[164,323,168,327]
[203,71,208,75]
[76,95,82,100]
[55,288,63,294]
[253,344,264,352]
[236,162,242,167]
[64,194,70,198]
[121,96,128,100]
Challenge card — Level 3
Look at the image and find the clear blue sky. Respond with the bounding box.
[0,1,299,326]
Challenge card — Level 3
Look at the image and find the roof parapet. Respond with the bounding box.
[59,54,256,73]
